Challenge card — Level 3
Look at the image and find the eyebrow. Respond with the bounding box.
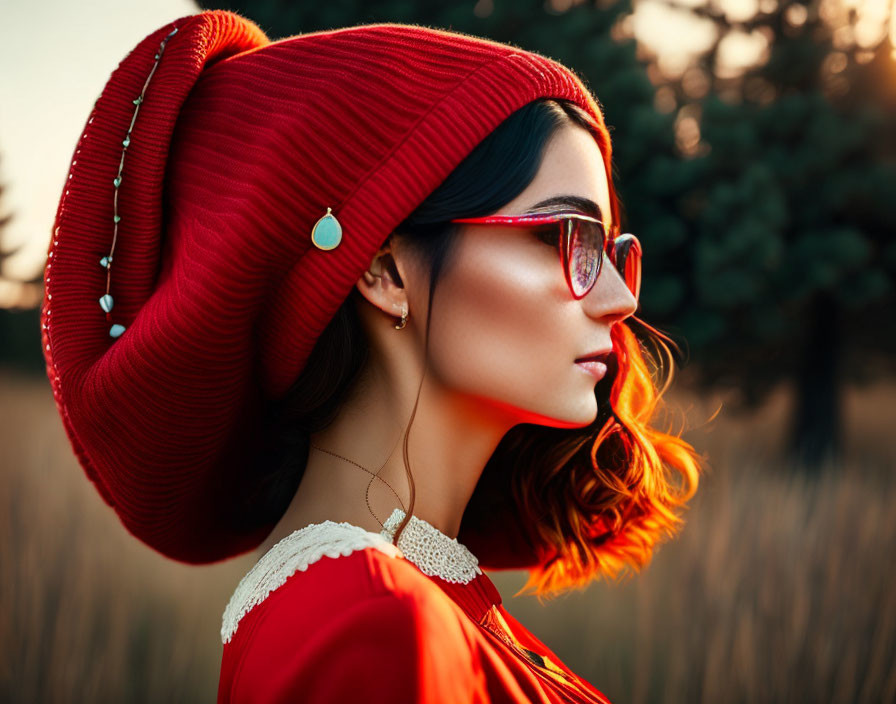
[523,195,612,229]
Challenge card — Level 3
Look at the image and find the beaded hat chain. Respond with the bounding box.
[100,26,179,339]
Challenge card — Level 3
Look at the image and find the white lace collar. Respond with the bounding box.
[221,508,482,644]
[380,508,483,584]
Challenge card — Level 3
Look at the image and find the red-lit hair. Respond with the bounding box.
[505,320,704,599]
[515,102,703,598]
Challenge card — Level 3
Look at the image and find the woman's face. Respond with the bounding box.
[418,122,638,428]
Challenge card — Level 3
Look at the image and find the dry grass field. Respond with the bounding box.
[2,367,894,703]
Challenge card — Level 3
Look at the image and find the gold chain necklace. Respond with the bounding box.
[309,436,408,528]
[308,305,411,527]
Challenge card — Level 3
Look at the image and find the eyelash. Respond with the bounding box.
[533,225,559,247]
[533,225,618,261]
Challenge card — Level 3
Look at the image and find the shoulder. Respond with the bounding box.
[220,524,480,703]
[221,520,406,644]
[226,582,480,703]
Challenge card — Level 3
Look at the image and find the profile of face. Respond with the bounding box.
[361,122,638,430]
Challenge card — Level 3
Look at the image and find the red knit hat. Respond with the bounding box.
[41,10,614,565]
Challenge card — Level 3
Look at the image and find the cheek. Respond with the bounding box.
[424,239,576,403]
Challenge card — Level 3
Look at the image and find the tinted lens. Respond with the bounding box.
[613,234,642,299]
[568,218,604,297]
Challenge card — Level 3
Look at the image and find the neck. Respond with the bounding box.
[258,345,517,556]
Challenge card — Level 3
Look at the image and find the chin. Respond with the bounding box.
[473,381,599,429]
[514,394,598,430]
[554,405,599,429]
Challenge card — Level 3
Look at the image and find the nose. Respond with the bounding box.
[581,251,638,325]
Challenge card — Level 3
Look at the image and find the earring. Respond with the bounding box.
[393,303,408,330]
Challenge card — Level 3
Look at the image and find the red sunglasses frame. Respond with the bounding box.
[449,211,642,301]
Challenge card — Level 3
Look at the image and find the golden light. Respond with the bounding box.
[718,0,760,23]
[890,3,896,60]
[717,29,771,79]
[675,110,703,157]
[785,3,809,27]
[823,0,895,51]
[632,0,718,79]
[854,0,891,47]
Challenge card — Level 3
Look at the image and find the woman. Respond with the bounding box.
[42,9,703,703]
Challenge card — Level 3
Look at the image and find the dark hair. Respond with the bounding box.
[247,97,703,599]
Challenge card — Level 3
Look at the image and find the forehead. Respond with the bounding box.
[496,124,613,229]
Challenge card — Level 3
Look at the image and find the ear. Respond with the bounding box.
[355,236,408,319]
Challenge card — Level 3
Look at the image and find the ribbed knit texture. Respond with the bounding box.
[41,10,613,564]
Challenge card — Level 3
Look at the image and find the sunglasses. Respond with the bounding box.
[449,211,642,301]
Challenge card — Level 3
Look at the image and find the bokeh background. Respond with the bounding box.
[2,1,894,702]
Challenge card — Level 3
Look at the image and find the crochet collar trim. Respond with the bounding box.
[221,508,482,644]
[381,507,483,584]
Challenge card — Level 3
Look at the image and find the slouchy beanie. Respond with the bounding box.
[41,10,615,565]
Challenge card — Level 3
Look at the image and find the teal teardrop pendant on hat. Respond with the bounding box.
[311,207,342,250]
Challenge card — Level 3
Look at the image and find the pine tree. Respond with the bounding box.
[658,0,896,467]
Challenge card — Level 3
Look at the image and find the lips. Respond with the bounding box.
[575,348,615,382]
[575,348,613,364]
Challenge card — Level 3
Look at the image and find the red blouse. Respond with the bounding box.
[217,515,612,703]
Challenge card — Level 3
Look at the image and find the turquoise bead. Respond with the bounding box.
[99,294,114,312]
[113,176,121,188]
[109,324,126,338]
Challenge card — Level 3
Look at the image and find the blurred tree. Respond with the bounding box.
[654,0,896,467]
[0,152,45,374]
